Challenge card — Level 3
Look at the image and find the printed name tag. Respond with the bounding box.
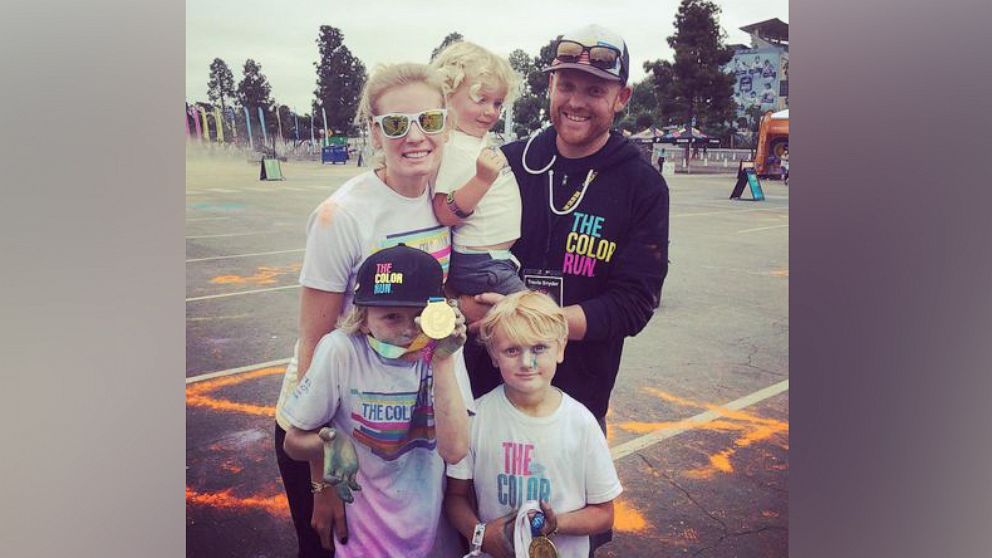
[522,269,563,306]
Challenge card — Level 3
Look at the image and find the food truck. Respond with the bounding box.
[755,109,789,177]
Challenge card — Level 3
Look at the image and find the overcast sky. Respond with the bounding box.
[186,0,788,111]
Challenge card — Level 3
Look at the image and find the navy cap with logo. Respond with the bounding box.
[353,244,443,307]
[544,24,630,85]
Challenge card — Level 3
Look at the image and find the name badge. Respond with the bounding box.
[522,269,563,306]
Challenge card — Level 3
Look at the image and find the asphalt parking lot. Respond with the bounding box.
[186,148,789,557]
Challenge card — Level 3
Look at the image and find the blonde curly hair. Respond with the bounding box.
[431,41,521,108]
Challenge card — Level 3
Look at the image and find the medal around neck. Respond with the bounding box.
[529,512,559,558]
[420,297,455,340]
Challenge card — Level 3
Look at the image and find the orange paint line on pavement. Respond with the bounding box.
[642,387,788,430]
[613,499,649,533]
[618,419,744,435]
[621,387,788,479]
[186,366,285,417]
[187,366,292,517]
[209,263,302,286]
[186,487,288,517]
[709,448,735,473]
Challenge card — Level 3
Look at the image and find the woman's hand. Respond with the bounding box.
[311,487,348,549]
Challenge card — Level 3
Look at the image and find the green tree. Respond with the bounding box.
[507,49,533,80]
[505,40,557,137]
[236,58,277,142]
[207,58,236,112]
[530,39,557,100]
[647,0,736,139]
[643,60,682,127]
[511,95,543,138]
[503,49,536,137]
[206,58,236,142]
[430,32,463,61]
[620,79,663,132]
[313,25,367,136]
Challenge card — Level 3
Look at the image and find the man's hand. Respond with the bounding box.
[423,300,467,361]
[462,292,505,333]
[318,427,361,503]
[311,488,348,549]
[481,509,517,558]
[475,146,508,185]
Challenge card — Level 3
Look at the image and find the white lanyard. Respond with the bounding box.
[548,169,597,215]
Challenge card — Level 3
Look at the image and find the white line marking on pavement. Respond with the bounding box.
[186,231,273,240]
[186,216,231,222]
[672,207,787,218]
[186,284,299,302]
[737,224,789,234]
[610,379,789,462]
[207,188,238,193]
[186,358,292,384]
[186,248,304,263]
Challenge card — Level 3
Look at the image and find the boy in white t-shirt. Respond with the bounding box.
[445,291,621,558]
[282,245,474,558]
[431,41,526,296]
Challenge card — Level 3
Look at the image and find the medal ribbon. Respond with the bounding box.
[366,333,432,360]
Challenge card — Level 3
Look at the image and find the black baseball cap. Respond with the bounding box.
[353,244,443,307]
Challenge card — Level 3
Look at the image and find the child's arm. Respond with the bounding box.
[534,499,615,537]
[432,356,469,463]
[432,147,507,226]
[427,302,470,463]
[444,477,516,558]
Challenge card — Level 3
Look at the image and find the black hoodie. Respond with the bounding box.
[468,126,670,418]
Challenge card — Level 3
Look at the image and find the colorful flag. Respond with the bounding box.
[199,107,209,141]
[192,105,203,141]
[243,106,254,150]
[213,106,225,142]
[257,107,269,146]
[321,107,329,147]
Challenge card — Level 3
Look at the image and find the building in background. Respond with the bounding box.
[725,18,789,118]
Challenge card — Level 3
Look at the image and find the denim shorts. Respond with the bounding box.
[446,249,527,296]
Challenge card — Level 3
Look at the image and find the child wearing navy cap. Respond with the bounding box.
[282,245,474,558]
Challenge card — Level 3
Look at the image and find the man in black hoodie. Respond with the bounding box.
[447,23,669,555]
[460,23,669,419]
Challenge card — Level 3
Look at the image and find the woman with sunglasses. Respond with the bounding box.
[273,62,471,558]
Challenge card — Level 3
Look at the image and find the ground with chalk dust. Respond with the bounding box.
[186,146,789,557]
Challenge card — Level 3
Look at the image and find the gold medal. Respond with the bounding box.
[528,536,558,558]
[528,511,559,558]
[420,299,455,339]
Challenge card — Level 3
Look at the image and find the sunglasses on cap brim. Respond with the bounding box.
[371,109,447,139]
[554,40,621,70]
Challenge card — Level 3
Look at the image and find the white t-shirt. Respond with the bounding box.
[434,130,521,248]
[275,171,452,430]
[282,331,475,558]
[447,386,623,558]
